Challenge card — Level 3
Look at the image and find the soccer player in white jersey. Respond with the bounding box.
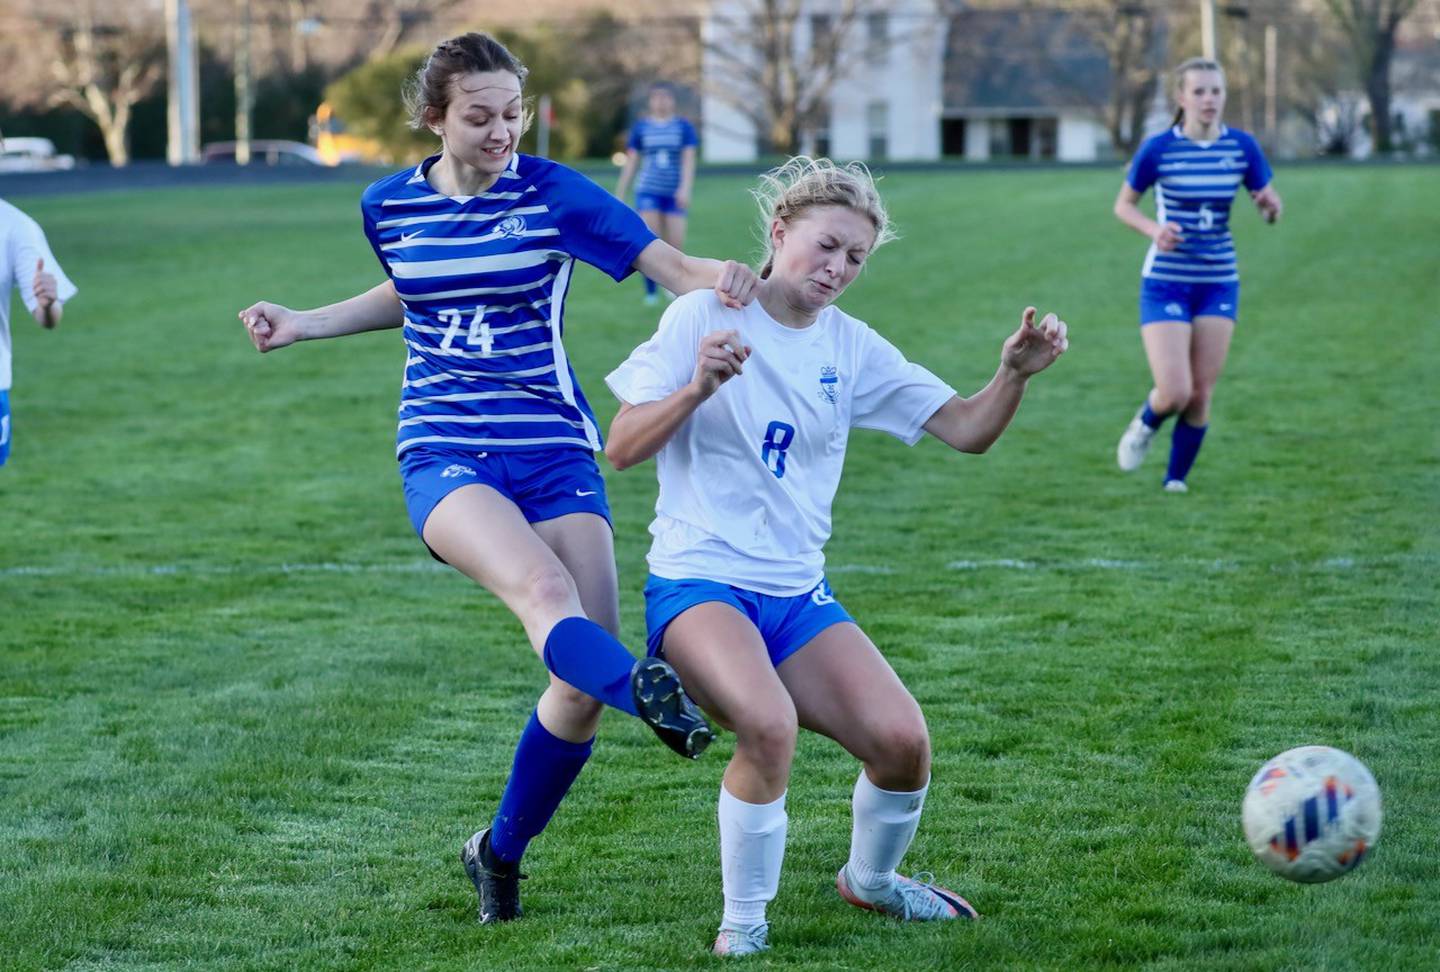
[1113,57,1282,492]
[615,82,699,305]
[237,33,758,926]
[0,188,77,467]
[605,157,1068,956]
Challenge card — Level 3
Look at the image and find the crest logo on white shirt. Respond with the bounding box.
[496,216,526,239]
[818,365,840,405]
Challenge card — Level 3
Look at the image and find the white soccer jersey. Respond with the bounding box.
[606,290,955,596]
[0,199,77,390]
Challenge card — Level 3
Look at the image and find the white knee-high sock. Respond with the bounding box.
[718,784,787,930]
[845,771,929,899]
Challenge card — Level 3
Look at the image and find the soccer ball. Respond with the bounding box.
[1241,745,1382,883]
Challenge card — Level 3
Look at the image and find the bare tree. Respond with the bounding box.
[702,0,882,155]
[42,2,165,166]
[1322,0,1423,152]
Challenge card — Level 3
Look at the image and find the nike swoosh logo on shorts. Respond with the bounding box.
[576,489,597,497]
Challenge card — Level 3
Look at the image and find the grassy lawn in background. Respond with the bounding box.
[1,164,1436,970]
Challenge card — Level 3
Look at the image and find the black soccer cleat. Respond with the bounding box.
[461,828,526,924]
[631,657,715,760]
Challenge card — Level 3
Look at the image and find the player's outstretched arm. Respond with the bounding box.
[239,281,403,353]
[1114,183,1182,251]
[923,307,1068,454]
[632,241,759,309]
[607,329,750,470]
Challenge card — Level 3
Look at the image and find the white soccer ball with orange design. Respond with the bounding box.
[1242,745,1382,883]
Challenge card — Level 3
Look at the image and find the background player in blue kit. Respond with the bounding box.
[614,83,698,305]
[1113,57,1282,492]
[0,190,77,467]
[605,157,1068,956]
[238,32,757,926]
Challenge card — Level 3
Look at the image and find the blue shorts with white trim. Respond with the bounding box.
[399,445,610,549]
[635,192,686,216]
[1140,278,1240,325]
[643,574,853,667]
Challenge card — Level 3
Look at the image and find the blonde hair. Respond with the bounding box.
[1171,57,1226,127]
[751,156,896,279]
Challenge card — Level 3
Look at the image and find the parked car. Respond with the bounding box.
[201,140,329,166]
[0,137,77,173]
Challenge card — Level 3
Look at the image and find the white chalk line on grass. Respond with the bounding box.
[0,554,1432,581]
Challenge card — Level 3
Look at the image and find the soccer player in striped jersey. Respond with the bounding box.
[1113,57,1282,492]
[614,82,698,305]
[0,191,76,467]
[605,157,1068,956]
[238,32,758,925]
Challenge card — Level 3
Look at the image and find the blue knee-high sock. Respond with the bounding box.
[1140,399,1170,430]
[1166,419,1208,483]
[488,709,594,864]
[643,275,657,296]
[541,616,640,717]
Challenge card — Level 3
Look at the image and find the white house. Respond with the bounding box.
[700,0,947,162]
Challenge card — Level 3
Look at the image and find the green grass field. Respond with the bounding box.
[2,164,1437,971]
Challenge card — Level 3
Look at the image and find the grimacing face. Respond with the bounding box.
[433,70,524,176]
[1178,68,1226,128]
[770,204,878,313]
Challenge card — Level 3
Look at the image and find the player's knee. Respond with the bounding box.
[867,719,931,788]
[520,564,578,617]
[1153,384,1193,414]
[734,706,798,768]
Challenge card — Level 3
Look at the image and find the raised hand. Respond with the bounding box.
[1152,221,1184,252]
[692,328,751,399]
[1001,306,1068,378]
[715,260,760,309]
[1251,185,1283,224]
[238,300,304,353]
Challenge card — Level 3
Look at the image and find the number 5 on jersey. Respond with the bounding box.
[438,306,492,355]
[762,420,795,479]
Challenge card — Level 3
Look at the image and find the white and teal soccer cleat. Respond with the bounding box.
[1163,479,1189,493]
[836,866,979,921]
[712,922,770,956]
[1116,409,1158,471]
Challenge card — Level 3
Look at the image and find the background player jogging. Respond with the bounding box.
[614,82,698,305]
[0,187,76,468]
[238,31,758,928]
[604,157,1068,956]
[1113,57,1282,492]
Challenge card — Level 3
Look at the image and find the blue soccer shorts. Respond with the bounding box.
[0,390,10,467]
[400,445,611,546]
[1140,278,1240,325]
[643,574,854,667]
[635,192,686,216]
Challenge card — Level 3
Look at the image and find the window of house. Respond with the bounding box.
[867,101,888,160]
[866,12,888,66]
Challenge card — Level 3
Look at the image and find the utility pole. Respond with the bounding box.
[166,0,200,165]
[1200,0,1217,59]
[1264,23,1277,143]
[236,0,253,165]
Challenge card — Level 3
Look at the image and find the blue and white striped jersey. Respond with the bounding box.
[361,153,656,457]
[627,117,698,198]
[1126,126,1273,283]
